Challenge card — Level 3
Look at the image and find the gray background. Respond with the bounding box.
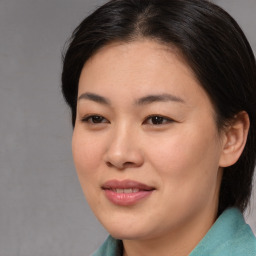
[0,0,255,255]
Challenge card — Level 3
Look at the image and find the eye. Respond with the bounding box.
[81,115,109,124]
[143,115,174,125]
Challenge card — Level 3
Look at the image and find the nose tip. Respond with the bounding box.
[103,136,144,170]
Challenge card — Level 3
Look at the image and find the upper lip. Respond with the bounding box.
[102,179,155,191]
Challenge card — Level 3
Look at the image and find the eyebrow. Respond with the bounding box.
[135,93,185,105]
[78,92,110,105]
[78,92,185,105]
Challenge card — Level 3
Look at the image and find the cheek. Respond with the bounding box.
[146,129,222,221]
[72,129,107,208]
[147,126,221,186]
[72,129,105,180]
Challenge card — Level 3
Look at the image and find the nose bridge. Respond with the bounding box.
[109,121,134,157]
[104,121,143,169]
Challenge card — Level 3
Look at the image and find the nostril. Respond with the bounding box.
[123,162,135,168]
[106,162,113,167]
[105,161,136,169]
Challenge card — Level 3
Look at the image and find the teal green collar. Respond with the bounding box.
[92,208,256,256]
[189,208,256,256]
[92,235,122,256]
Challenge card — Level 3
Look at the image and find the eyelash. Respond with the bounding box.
[143,115,174,125]
[81,115,109,124]
[81,114,174,125]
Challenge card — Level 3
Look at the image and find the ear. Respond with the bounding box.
[219,111,250,167]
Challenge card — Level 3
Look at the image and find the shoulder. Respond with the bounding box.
[190,208,256,256]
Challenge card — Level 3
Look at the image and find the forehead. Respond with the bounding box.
[78,40,210,109]
[83,40,193,78]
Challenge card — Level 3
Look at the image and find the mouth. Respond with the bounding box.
[101,179,155,206]
[110,188,140,193]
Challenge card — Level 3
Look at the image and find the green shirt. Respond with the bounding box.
[92,208,256,256]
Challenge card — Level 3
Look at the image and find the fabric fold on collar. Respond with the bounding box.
[189,208,256,256]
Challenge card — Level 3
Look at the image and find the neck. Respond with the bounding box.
[122,206,218,256]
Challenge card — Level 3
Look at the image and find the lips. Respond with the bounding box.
[102,179,155,206]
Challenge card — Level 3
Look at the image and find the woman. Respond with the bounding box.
[61,0,256,255]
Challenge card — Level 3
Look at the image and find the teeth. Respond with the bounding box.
[113,188,139,193]
[124,189,132,193]
[116,189,125,193]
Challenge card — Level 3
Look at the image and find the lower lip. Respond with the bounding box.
[104,189,153,206]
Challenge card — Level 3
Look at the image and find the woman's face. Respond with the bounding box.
[72,40,225,242]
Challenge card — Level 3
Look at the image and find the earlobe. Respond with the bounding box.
[219,111,250,167]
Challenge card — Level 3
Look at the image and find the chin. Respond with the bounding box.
[100,217,155,241]
[109,229,148,241]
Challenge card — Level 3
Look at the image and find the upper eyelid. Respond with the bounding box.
[81,114,109,123]
[144,114,173,121]
[143,115,175,124]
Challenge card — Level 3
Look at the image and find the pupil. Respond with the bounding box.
[152,116,163,124]
[92,116,103,123]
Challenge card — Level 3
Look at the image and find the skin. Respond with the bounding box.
[72,40,249,256]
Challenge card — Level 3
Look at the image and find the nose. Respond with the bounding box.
[103,124,144,170]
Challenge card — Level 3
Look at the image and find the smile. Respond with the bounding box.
[102,179,155,206]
